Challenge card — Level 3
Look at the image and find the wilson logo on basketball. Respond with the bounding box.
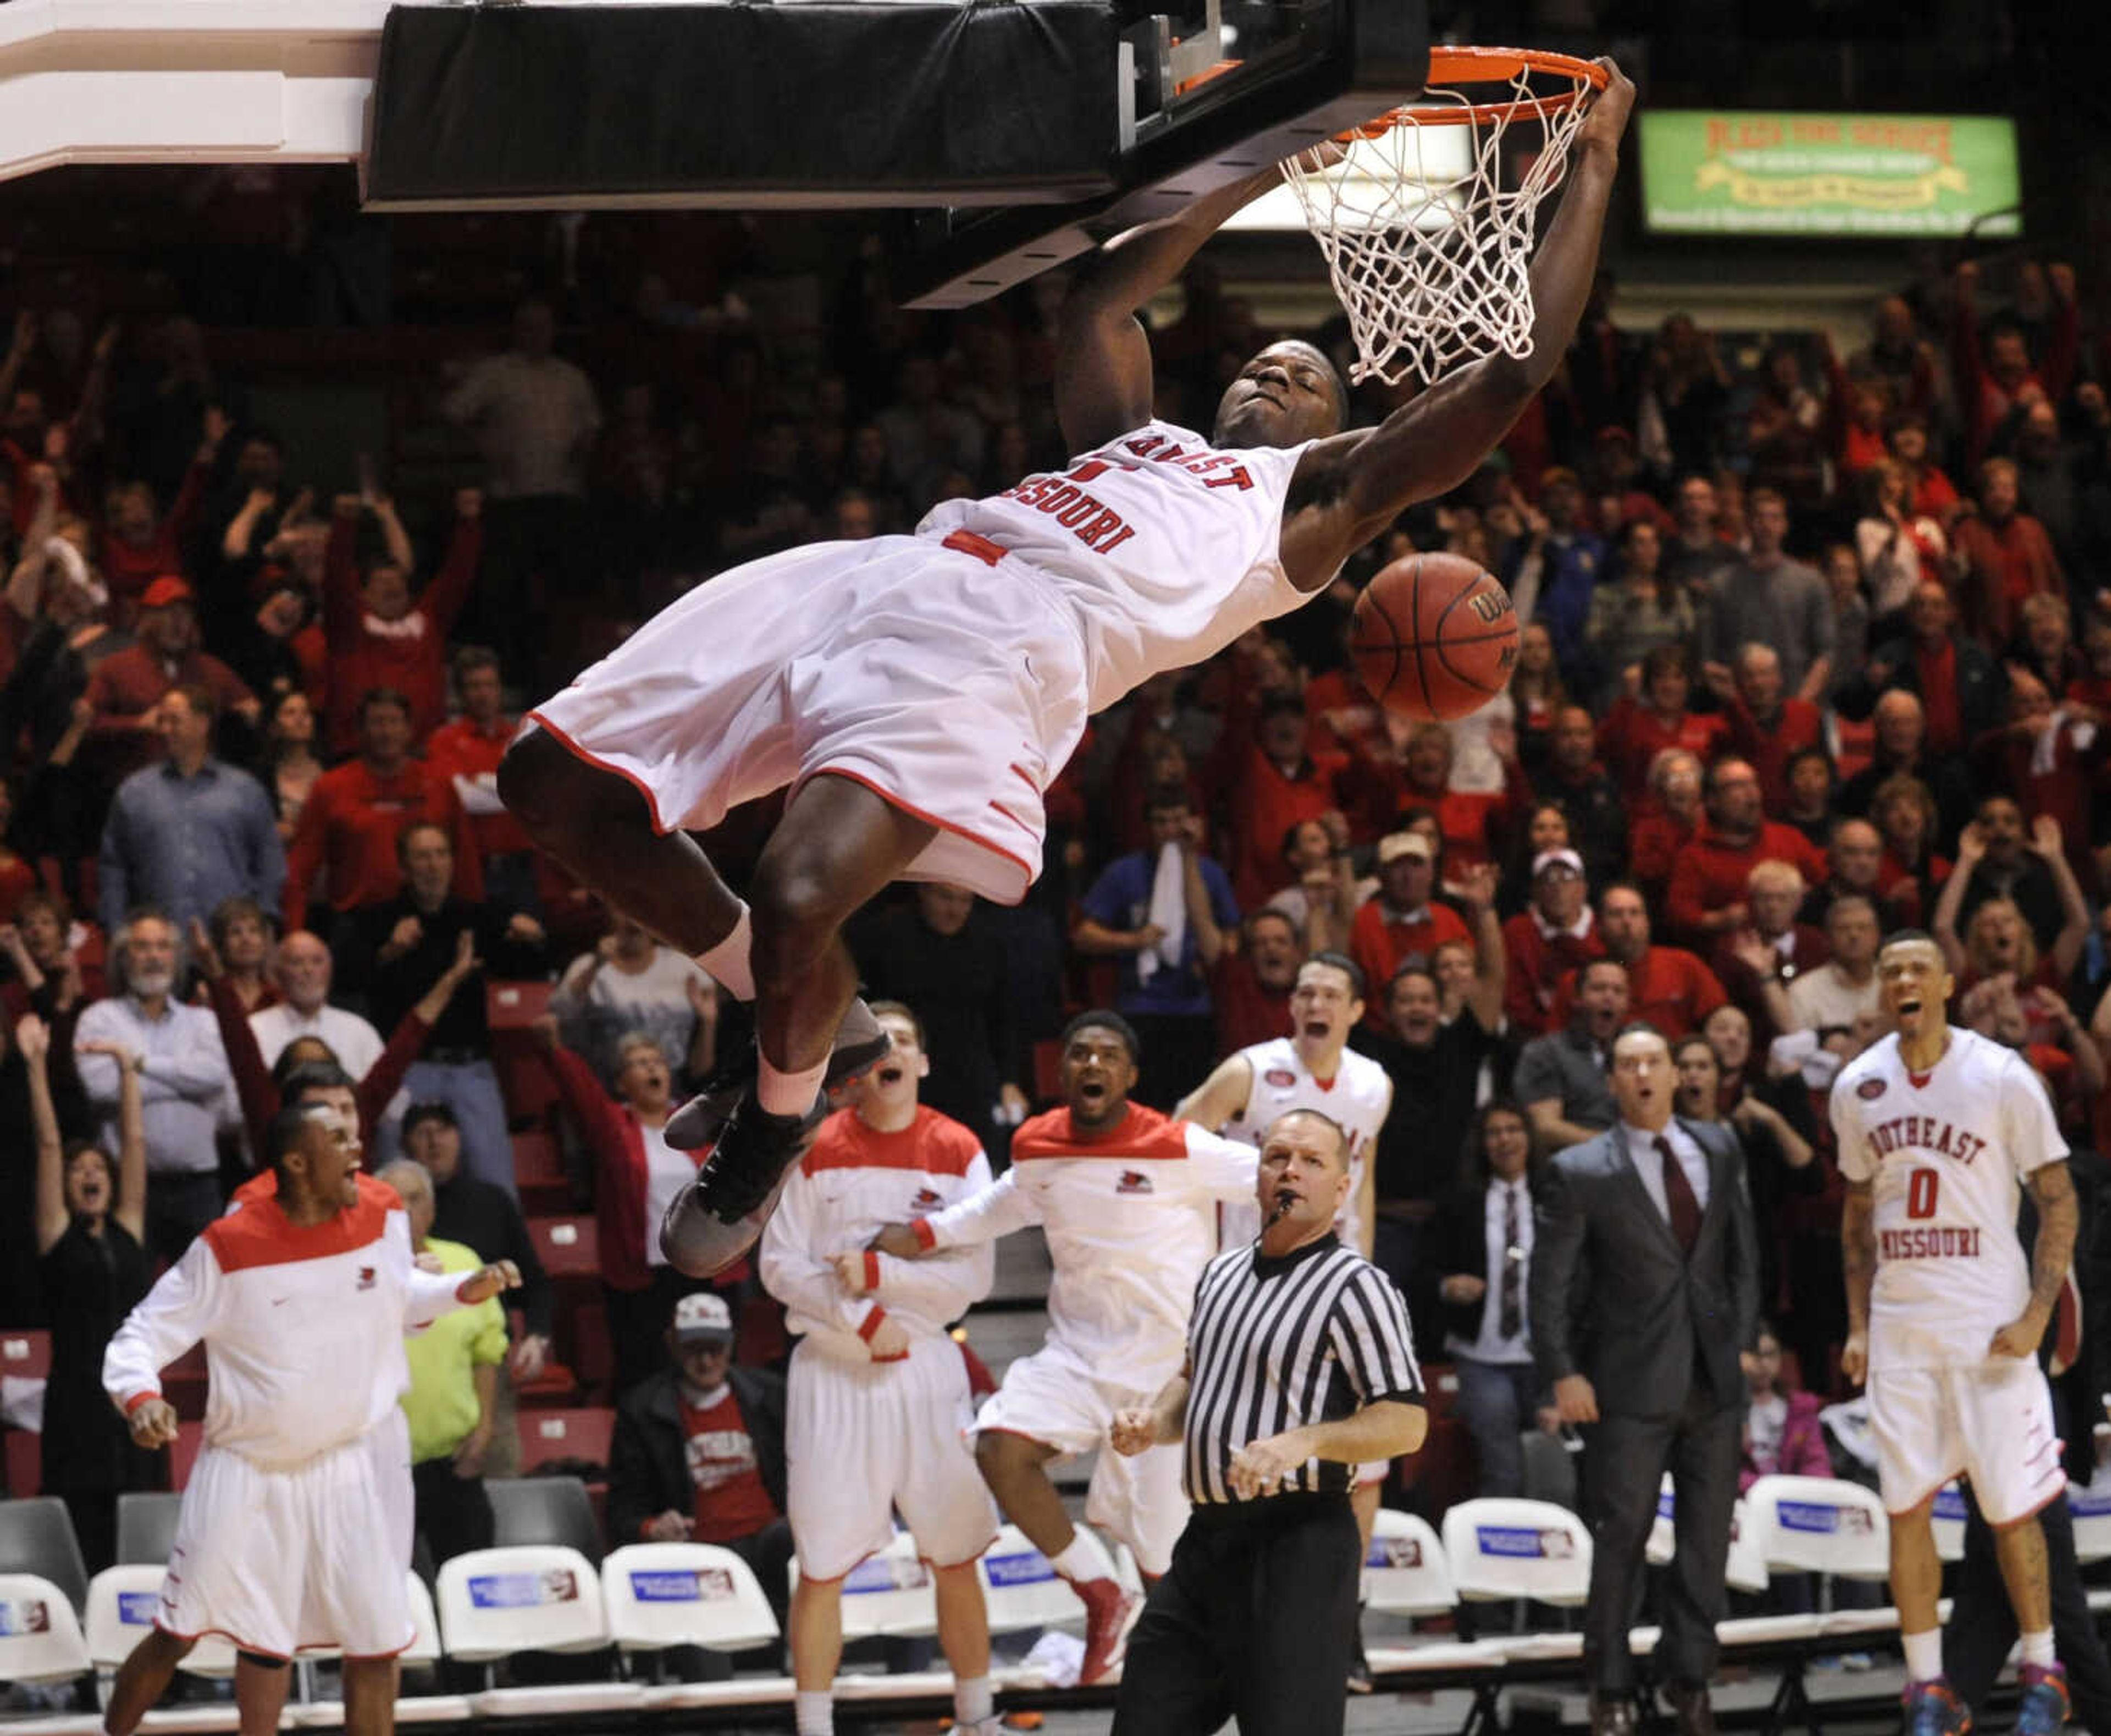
[1467,591,1512,624]
[1115,1170,1154,1195]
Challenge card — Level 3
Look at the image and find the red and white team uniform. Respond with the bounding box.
[103,1175,472,1657]
[910,1103,1258,1574]
[1217,1037,1390,1254]
[758,1104,998,1582]
[1831,1027,2070,1524]
[528,422,1318,905]
[1215,1036,1392,1488]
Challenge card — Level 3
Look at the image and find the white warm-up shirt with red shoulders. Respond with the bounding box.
[916,421,1319,714]
[759,1104,994,1358]
[1832,1027,2068,1369]
[104,1174,468,1469]
[912,1103,1259,1387]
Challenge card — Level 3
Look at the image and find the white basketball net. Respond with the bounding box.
[1286,55,1600,387]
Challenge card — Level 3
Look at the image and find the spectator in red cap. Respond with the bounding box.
[81,576,258,791]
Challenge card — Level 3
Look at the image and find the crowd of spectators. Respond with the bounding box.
[5,206,2111,1571]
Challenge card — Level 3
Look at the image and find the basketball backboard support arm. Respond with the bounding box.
[898,0,1430,308]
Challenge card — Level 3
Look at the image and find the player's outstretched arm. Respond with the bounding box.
[1056,164,1295,455]
[1173,1053,1253,1133]
[1276,62,1635,590]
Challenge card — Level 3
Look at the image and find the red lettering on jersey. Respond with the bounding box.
[1010,475,1053,506]
[1037,483,1080,516]
[1151,445,1189,465]
[1070,460,1109,484]
[1204,466,1256,490]
[1125,436,1162,458]
[1055,493,1103,529]
[1932,1122,1954,1157]
[1098,524,1136,555]
[1079,508,1124,546]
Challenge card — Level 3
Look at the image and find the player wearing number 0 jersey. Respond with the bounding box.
[758,1004,1000,1736]
[1831,932,2077,1736]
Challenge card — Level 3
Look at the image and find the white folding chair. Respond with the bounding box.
[2070,1485,2111,1566]
[1645,1474,1676,1568]
[1930,1483,1968,1563]
[0,1573,89,1684]
[602,1544,778,1657]
[1742,1475,1890,1584]
[1363,1510,1454,1619]
[1439,1497,1592,1610]
[83,1566,236,1684]
[788,1530,936,1642]
[434,1545,609,1663]
[1725,1499,1770,1596]
[980,1524,1113,1633]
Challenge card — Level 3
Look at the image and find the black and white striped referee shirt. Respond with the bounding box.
[1182,1230,1423,1506]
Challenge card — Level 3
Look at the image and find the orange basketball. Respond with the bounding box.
[1349,550,1519,723]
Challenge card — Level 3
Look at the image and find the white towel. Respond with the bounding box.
[1134,842,1186,985]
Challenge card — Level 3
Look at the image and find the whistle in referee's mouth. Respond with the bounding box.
[1268,1191,1296,1225]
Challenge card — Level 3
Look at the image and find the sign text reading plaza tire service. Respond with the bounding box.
[1639,110,2021,238]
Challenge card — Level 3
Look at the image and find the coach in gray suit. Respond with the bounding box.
[1529,1021,1759,1736]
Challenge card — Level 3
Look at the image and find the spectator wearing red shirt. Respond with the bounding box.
[1885,413,1962,528]
[1550,882,1727,1043]
[1627,747,1704,912]
[1950,258,2078,471]
[323,487,483,757]
[1869,779,1951,929]
[425,645,537,903]
[1363,722,1515,876]
[607,1293,791,1656]
[1707,860,1829,1047]
[1953,458,2065,653]
[281,687,482,933]
[1502,848,1602,1037]
[1349,832,1472,1031]
[1970,670,2106,889]
[1212,909,1301,1054]
[1666,758,1828,946]
[1709,644,1825,819]
[97,427,218,620]
[1222,695,1350,909]
[1595,645,1728,801]
[81,578,258,787]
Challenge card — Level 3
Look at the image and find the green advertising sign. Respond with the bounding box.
[1639,110,2021,238]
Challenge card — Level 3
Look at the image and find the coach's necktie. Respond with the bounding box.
[1499,1182,1524,1341]
[1656,1135,1701,1256]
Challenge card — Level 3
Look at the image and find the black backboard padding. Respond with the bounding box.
[367,2,1121,209]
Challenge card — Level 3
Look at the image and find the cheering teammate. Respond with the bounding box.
[866,1013,1261,1683]
[1832,932,2078,1736]
[101,1102,518,1736]
[496,66,1635,1278]
[756,1004,1001,1736]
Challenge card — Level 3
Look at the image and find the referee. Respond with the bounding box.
[1108,1108,1425,1735]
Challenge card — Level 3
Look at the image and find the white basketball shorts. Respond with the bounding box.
[974,1338,1189,1577]
[528,534,1091,906]
[1867,1356,2067,1527]
[158,1409,416,1658]
[786,1334,997,1583]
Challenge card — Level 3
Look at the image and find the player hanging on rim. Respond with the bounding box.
[496,62,1636,1277]
[1831,931,2079,1736]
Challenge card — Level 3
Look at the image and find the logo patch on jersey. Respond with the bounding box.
[1857,1077,1888,1101]
[1264,1068,1297,1088]
[1115,1169,1154,1195]
[356,1266,376,1290]
[910,1187,945,1213]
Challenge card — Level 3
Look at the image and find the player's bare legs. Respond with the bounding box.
[1891,1495,1945,1645]
[1994,1511,2055,1643]
[974,1430,1076,1561]
[932,1562,992,1684]
[231,1658,294,1736]
[788,1574,844,1698]
[102,1628,190,1735]
[341,1657,399,1736]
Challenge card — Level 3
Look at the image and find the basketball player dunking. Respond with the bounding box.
[498,64,1636,1277]
[1175,949,1393,1691]
[1831,931,2079,1736]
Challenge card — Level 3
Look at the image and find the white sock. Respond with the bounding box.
[2020,1628,2057,1669]
[1903,1627,1943,1683]
[758,1055,828,1117]
[793,1688,832,1735]
[1048,1535,1097,1584]
[953,1675,994,1727]
[695,904,755,1002]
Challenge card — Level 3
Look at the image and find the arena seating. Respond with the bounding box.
[601,1544,777,1660]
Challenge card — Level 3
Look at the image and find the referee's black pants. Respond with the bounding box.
[1112,1493,1360,1736]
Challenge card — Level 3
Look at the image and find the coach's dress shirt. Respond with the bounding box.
[1620,1118,1710,1225]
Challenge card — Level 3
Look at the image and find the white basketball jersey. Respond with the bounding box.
[917,421,1319,713]
[1218,1037,1391,1254]
[1831,1027,2068,1370]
